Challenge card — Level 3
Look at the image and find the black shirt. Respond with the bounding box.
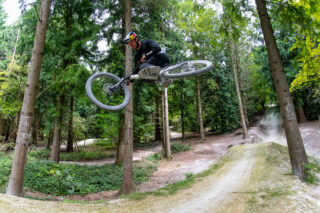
[134,39,161,67]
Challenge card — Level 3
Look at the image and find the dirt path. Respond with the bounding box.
[167,149,255,213]
[1,121,319,212]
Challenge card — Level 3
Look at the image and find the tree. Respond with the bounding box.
[255,0,308,179]
[6,0,52,196]
[162,87,171,158]
[229,41,248,139]
[120,0,135,195]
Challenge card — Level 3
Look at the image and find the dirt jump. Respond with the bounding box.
[0,121,319,212]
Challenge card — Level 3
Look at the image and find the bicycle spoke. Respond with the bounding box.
[90,76,125,107]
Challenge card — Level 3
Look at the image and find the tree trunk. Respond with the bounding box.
[255,0,308,179]
[67,94,74,152]
[229,41,248,139]
[235,43,249,126]
[8,29,20,73]
[0,116,4,138]
[116,112,125,165]
[196,76,205,140]
[9,110,20,143]
[155,90,162,141]
[47,127,53,150]
[297,106,307,123]
[180,86,185,140]
[6,0,52,196]
[32,107,40,146]
[120,0,135,195]
[50,92,65,162]
[162,87,171,159]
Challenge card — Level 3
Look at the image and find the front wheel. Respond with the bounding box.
[86,72,131,111]
[161,60,213,79]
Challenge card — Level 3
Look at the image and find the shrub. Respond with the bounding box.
[0,154,157,196]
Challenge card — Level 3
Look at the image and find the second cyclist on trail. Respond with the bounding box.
[123,31,170,80]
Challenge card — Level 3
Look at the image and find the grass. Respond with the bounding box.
[303,157,320,184]
[126,154,226,201]
[88,139,117,149]
[29,149,115,161]
[147,142,190,161]
[0,153,157,196]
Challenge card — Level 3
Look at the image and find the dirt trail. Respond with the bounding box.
[167,149,254,213]
[0,121,319,212]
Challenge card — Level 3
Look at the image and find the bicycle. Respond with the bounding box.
[86,60,213,111]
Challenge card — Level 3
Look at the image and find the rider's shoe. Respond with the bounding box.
[138,66,161,80]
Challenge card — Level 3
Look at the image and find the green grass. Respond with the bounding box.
[303,158,320,184]
[29,149,114,161]
[147,142,190,161]
[88,139,117,149]
[126,157,226,201]
[0,154,157,196]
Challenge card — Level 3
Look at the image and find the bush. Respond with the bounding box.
[29,150,114,161]
[0,154,157,196]
[147,142,190,160]
[171,142,190,154]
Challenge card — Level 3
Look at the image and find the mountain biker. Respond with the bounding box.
[123,31,170,80]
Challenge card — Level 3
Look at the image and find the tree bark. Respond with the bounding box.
[6,0,52,196]
[0,116,4,138]
[32,107,40,146]
[46,127,53,150]
[162,87,171,159]
[120,0,135,195]
[235,43,249,126]
[180,86,185,140]
[255,0,308,179]
[297,105,307,123]
[116,112,124,165]
[50,92,65,162]
[229,41,248,139]
[196,76,205,140]
[67,94,74,152]
[9,110,20,143]
[155,90,162,141]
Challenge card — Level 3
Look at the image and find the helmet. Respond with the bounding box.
[123,31,137,44]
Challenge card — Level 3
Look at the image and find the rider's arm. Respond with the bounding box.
[145,39,161,60]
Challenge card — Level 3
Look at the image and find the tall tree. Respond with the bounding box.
[6,0,52,196]
[120,0,135,195]
[196,76,205,140]
[255,0,308,179]
[229,41,248,139]
[162,87,171,158]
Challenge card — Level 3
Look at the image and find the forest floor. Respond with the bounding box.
[0,121,319,212]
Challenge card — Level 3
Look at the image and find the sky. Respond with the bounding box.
[3,0,21,25]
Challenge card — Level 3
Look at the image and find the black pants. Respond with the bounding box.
[135,53,170,74]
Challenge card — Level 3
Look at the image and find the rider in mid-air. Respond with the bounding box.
[123,31,170,80]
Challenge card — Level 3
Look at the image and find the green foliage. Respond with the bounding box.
[90,139,117,149]
[0,154,12,191]
[29,150,114,161]
[303,161,320,184]
[171,142,190,153]
[0,154,157,195]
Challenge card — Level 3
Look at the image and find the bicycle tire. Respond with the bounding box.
[86,72,131,111]
[161,60,213,79]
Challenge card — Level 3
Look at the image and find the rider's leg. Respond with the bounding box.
[138,63,161,80]
[136,53,170,80]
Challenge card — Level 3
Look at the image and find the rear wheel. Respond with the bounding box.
[85,72,130,111]
[161,60,213,79]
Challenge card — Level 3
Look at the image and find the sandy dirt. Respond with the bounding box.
[1,121,320,212]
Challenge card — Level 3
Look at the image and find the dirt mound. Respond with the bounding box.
[1,142,319,212]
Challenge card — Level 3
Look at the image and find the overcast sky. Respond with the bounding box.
[3,0,21,25]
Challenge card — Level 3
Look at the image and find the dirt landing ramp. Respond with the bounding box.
[1,143,319,213]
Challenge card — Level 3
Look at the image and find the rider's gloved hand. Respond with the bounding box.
[140,55,146,63]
